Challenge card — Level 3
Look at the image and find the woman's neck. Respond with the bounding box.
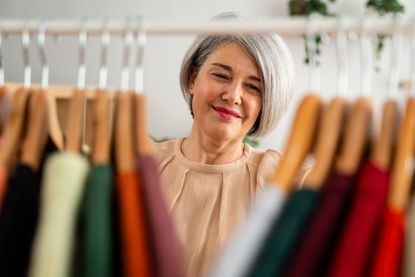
[181,128,245,165]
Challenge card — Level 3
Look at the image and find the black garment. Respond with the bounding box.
[0,139,57,277]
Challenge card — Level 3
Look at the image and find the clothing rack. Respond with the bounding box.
[1,16,415,37]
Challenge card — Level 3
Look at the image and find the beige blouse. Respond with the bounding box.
[152,138,308,277]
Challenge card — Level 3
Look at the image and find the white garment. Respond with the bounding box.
[29,152,90,277]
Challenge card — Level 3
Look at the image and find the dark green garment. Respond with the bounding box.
[249,188,319,277]
[83,165,113,277]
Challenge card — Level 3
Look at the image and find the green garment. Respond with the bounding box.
[84,165,113,277]
[249,188,319,277]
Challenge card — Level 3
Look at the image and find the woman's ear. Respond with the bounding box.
[188,72,197,95]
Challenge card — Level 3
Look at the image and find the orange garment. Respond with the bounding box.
[117,171,151,277]
[370,206,405,277]
[0,166,8,210]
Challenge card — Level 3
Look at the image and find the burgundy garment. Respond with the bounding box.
[285,171,356,277]
[327,161,390,277]
[136,155,183,277]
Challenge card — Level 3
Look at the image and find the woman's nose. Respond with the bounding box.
[221,82,243,105]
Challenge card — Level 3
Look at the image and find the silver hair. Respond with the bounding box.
[179,15,295,138]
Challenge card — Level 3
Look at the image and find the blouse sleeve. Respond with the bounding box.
[256,149,311,192]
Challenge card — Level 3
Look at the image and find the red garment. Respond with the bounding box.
[369,206,405,277]
[117,172,151,277]
[327,161,390,277]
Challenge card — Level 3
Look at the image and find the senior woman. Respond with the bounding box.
[152,20,308,277]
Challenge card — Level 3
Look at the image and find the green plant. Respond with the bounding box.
[366,0,405,71]
[243,137,260,148]
[289,0,336,65]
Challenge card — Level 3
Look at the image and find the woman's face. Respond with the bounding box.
[189,43,262,142]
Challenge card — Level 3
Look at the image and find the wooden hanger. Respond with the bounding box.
[0,87,30,169]
[91,89,111,164]
[133,24,150,157]
[388,97,415,210]
[332,16,373,176]
[65,88,85,153]
[115,21,136,170]
[91,25,112,164]
[371,18,402,171]
[115,91,135,172]
[269,94,321,193]
[304,96,348,188]
[37,24,64,150]
[335,97,372,175]
[42,87,64,150]
[370,99,398,170]
[66,26,88,154]
[20,89,48,171]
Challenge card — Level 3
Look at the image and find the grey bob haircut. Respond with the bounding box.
[179,14,295,138]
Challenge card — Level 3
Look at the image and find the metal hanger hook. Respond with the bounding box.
[336,16,349,97]
[99,18,110,89]
[360,16,372,97]
[38,22,49,89]
[77,19,87,90]
[120,17,134,92]
[22,25,31,88]
[134,16,147,93]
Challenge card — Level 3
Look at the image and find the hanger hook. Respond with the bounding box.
[134,16,146,93]
[306,13,320,92]
[77,19,87,90]
[99,18,110,89]
[37,22,49,89]
[120,17,134,91]
[22,25,31,88]
[336,16,348,97]
[360,16,372,97]
[0,24,4,87]
[387,15,403,99]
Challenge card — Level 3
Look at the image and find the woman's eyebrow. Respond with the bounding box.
[212,62,261,82]
[212,63,232,71]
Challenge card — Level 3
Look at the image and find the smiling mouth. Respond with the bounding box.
[212,106,242,119]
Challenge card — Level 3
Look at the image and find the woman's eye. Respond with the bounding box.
[247,83,261,93]
[212,73,230,80]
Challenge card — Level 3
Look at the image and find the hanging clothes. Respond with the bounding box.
[248,187,319,277]
[29,152,89,277]
[0,138,57,277]
[285,171,356,277]
[116,170,151,277]
[83,165,114,277]
[327,161,390,277]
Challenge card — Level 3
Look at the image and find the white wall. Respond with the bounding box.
[1,0,415,151]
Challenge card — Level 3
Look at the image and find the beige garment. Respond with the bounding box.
[152,138,308,277]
